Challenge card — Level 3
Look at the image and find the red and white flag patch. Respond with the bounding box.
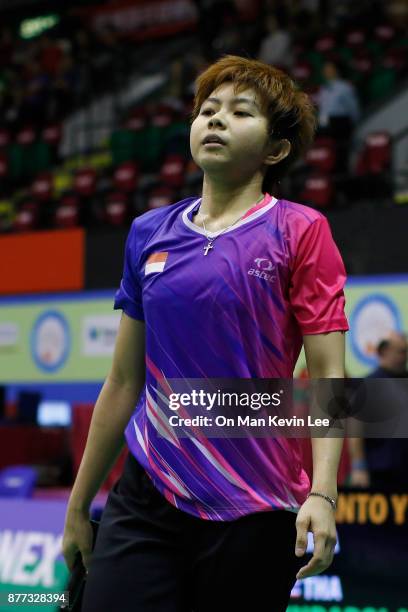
[145,252,168,275]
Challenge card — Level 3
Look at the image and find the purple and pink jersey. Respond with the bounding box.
[114,194,348,520]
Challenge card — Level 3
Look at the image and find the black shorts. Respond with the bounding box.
[82,452,302,612]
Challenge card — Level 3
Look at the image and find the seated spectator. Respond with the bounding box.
[257,12,293,70]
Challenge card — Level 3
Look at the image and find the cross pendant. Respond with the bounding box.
[204,241,214,256]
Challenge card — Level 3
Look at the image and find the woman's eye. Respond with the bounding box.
[234,111,250,116]
[201,109,213,115]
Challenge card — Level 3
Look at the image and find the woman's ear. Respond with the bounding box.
[264,139,291,167]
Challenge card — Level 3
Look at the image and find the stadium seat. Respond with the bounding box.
[300,174,333,208]
[104,191,129,226]
[16,125,36,146]
[151,104,175,128]
[305,137,336,174]
[42,123,62,147]
[0,465,38,498]
[382,46,406,72]
[147,186,175,210]
[351,52,374,77]
[160,154,186,188]
[73,167,97,197]
[374,24,397,45]
[54,195,81,228]
[126,107,148,131]
[113,161,140,192]
[314,34,336,53]
[356,131,391,175]
[31,172,53,202]
[0,127,11,149]
[291,61,313,84]
[13,201,40,232]
[345,29,366,49]
[0,152,9,178]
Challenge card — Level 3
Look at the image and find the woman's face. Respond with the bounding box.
[190,82,272,185]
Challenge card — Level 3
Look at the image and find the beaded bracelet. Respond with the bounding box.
[306,491,337,510]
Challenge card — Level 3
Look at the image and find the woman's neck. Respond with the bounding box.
[199,176,265,221]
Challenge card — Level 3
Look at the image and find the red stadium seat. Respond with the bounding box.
[105,191,129,226]
[291,61,312,83]
[301,174,333,208]
[314,34,336,53]
[382,47,406,71]
[374,24,396,44]
[345,29,366,48]
[54,195,80,228]
[0,152,9,178]
[73,167,97,197]
[305,137,336,174]
[31,172,53,202]
[351,52,374,77]
[16,126,36,146]
[126,107,148,131]
[160,154,186,188]
[147,186,175,210]
[42,123,62,147]
[13,200,40,232]
[356,131,391,175]
[0,127,11,149]
[113,161,139,192]
[151,104,175,128]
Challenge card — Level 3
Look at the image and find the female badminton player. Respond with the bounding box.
[63,55,347,612]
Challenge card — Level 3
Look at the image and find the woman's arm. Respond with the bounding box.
[295,331,345,579]
[63,313,145,569]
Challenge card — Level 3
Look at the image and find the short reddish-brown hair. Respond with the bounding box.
[191,55,316,191]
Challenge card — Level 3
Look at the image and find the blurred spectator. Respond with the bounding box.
[257,12,293,70]
[349,332,408,489]
[317,59,360,171]
[317,59,360,137]
[371,332,408,378]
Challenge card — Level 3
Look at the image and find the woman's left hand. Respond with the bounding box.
[294,495,337,579]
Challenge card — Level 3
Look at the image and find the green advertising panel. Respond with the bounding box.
[0,291,119,383]
[0,278,407,383]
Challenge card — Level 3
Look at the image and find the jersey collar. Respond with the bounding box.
[181,194,278,238]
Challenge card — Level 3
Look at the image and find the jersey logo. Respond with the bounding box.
[254,258,274,271]
[145,252,168,275]
[248,258,276,283]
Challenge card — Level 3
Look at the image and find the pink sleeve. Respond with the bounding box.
[289,217,349,335]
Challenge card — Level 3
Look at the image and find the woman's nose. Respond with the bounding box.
[208,113,225,128]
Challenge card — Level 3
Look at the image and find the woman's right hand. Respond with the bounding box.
[62,507,93,572]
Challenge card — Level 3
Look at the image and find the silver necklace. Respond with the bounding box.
[199,195,264,256]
